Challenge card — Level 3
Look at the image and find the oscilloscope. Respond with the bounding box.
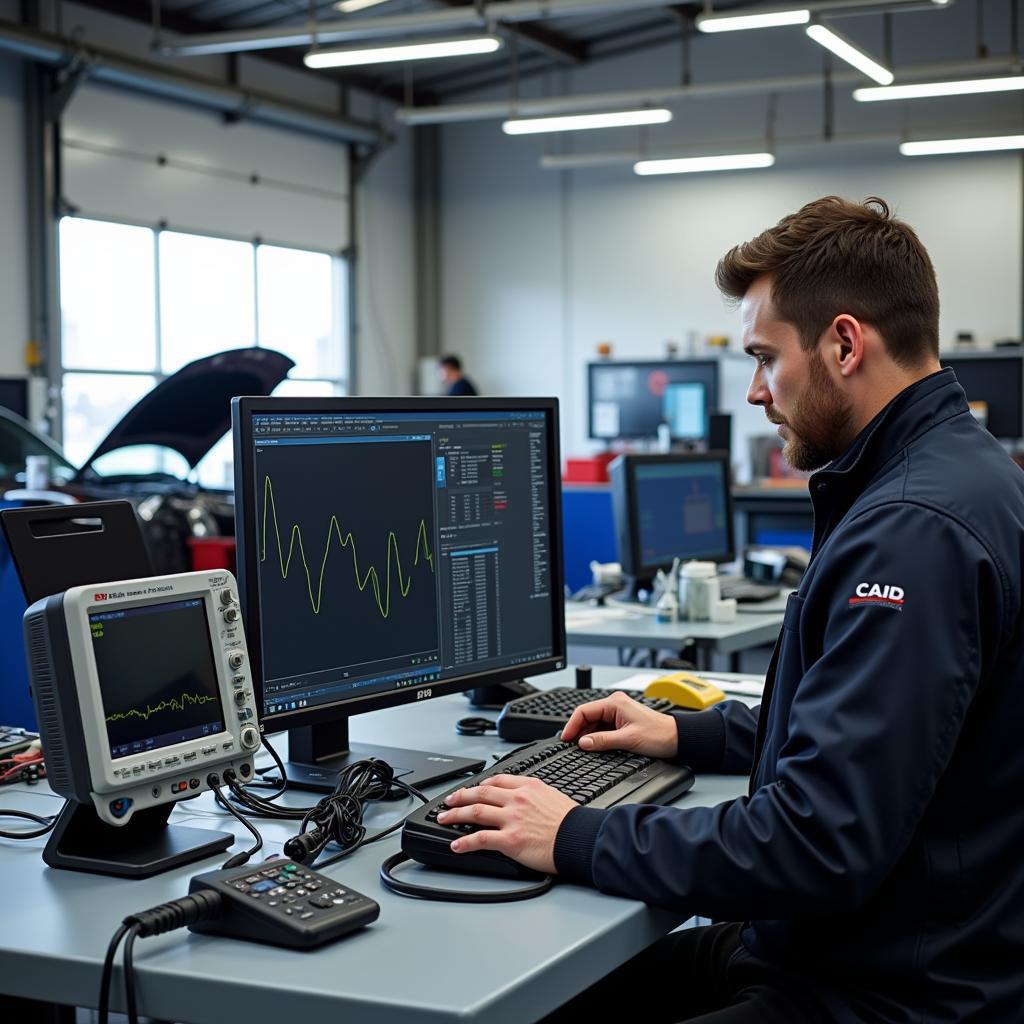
[23,570,260,875]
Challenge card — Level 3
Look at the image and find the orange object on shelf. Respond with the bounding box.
[187,536,237,574]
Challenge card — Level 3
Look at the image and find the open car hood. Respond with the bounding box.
[77,347,295,476]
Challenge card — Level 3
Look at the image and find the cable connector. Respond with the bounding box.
[125,890,224,937]
[282,826,328,864]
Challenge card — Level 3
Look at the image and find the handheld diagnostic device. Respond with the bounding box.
[24,570,260,876]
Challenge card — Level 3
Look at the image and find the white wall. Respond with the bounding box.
[0,55,29,376]
[439,18,1023,471]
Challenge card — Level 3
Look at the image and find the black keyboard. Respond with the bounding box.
[401,737,694,878]
[0,727,38,760]
[719,577,781,602]
[496,686,674,742]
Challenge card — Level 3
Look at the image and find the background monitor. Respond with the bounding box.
[0,376,29,420]
[940,352,1024,440]
[232,396,566,791]
[610,452,735,595]
[588,360,719,440]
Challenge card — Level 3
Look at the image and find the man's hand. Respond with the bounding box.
[438,776,578,874]
[561,690,679,759]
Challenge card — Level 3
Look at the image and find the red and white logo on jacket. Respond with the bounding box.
[849,582,904,609]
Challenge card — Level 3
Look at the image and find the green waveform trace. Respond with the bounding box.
[261,475,435,618]
[106,691,218,724]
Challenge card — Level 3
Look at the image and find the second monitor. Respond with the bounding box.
[610,451,735,598]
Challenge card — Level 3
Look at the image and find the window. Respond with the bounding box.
[58,217,346,483]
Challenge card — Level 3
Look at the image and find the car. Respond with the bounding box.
[0,346,295,573]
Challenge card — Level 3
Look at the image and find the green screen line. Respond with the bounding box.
[260,475,434,618]
[106,691,219,723]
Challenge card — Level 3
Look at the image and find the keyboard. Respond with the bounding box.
[718,577,781,602]
[0,727,38,760]
[496,686,674,742]
[401,737,694,879]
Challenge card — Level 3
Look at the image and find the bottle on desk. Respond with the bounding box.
[679,561,719,621]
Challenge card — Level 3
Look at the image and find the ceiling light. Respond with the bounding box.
[335,0,391,12]
[805,23,893,85]
[855,75,1024,101]
[503,109,673,135]
[304,35,502,69]
[634,152,776,175]
[900,135,1024,156]
[696,8,810,32]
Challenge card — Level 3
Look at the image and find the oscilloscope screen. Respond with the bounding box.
[89,598,226,760]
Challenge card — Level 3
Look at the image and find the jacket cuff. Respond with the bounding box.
[553,805,606,884]
[673,707,727,771]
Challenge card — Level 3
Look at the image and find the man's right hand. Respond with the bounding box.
[561,691,679,760]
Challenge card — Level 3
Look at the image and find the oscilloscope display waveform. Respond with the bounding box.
[105,691,219,724]
[261,475,435,620]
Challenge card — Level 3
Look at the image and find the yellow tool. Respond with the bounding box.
[644,671,726,710]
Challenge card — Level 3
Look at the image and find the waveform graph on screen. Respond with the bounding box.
[255,436,440,683]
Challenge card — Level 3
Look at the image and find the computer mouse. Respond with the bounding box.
[644,672,726,710]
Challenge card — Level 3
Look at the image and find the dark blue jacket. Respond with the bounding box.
[555,370,1024,1021]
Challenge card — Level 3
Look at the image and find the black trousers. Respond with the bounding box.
[539,922,830,1024]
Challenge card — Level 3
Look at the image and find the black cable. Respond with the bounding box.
[379,851,554,903]
[98,922,130,1024]
[208,772,263,869]
[123,925,141,1024]
[0,805,61,840]
[253,732,288,799]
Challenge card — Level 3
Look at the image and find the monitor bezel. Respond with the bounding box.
[939,351,1024,441]
[618,451,736,579]
[586,359,720,441]
[232,395,567,735]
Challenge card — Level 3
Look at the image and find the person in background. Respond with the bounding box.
[438,355,478,396]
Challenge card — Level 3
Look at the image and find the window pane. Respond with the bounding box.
[257,246,342,380]
[159,232,256,374]
[272,379,340,398]
[59,218,156,372]
[62,373,156,468]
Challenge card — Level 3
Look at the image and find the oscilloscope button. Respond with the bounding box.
[240,725,260,751]
[228,652,245,670]
[234,690,247,706]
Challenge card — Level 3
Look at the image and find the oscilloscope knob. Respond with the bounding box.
[228,652,245,671]
[220,589,235,606]
[223,607,240,623]
[240,725,260,752]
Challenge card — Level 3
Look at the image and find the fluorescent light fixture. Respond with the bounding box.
[634,152,775,175]
[697,8,810,32]
[900,135,1024,156]
[503,109,673,135]
[335,0,390,12]
[304,35,502,69]
[855,75,1024,102]
[805,23,894,85]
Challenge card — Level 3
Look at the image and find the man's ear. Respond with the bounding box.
[830,314,865,378]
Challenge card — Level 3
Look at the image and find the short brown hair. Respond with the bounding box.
[715,196,939,368]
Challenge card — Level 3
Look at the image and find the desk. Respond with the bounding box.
[565,596,787,671]
[0,666,749,1024]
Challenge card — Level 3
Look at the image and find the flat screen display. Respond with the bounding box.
[90,597,225,760]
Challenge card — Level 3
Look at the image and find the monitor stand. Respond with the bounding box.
[43,801,232,878]
[278,718,486,794]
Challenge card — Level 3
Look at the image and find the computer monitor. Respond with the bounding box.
[940,352,1024,440]
[610,452,735,596]
[587,360,719,441]
[0,376,29,420]
[232,397,566,791]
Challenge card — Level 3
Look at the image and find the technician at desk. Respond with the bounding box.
[440,197,1024,1022]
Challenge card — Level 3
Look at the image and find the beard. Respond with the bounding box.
[770,350,854,472]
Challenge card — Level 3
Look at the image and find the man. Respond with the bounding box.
[438,354,478,396]
[438,197,1024,1021]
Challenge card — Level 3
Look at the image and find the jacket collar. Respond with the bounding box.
[807,368,968,550]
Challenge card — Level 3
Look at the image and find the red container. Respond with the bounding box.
[563,453,617,483]
[187,536,237,575]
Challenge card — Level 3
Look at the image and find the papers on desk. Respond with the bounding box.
[564,606,648,629]
[610,672,765,699]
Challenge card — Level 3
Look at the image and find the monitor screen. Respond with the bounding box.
[588,360,719,440]
[233,398,565,737]
[634,458,732,572]
[940,354,1024,440]
[90,597,225,760]
[0,377,29,420]
[610,452,735,590]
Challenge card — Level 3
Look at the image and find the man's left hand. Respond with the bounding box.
[438,775,579,874]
